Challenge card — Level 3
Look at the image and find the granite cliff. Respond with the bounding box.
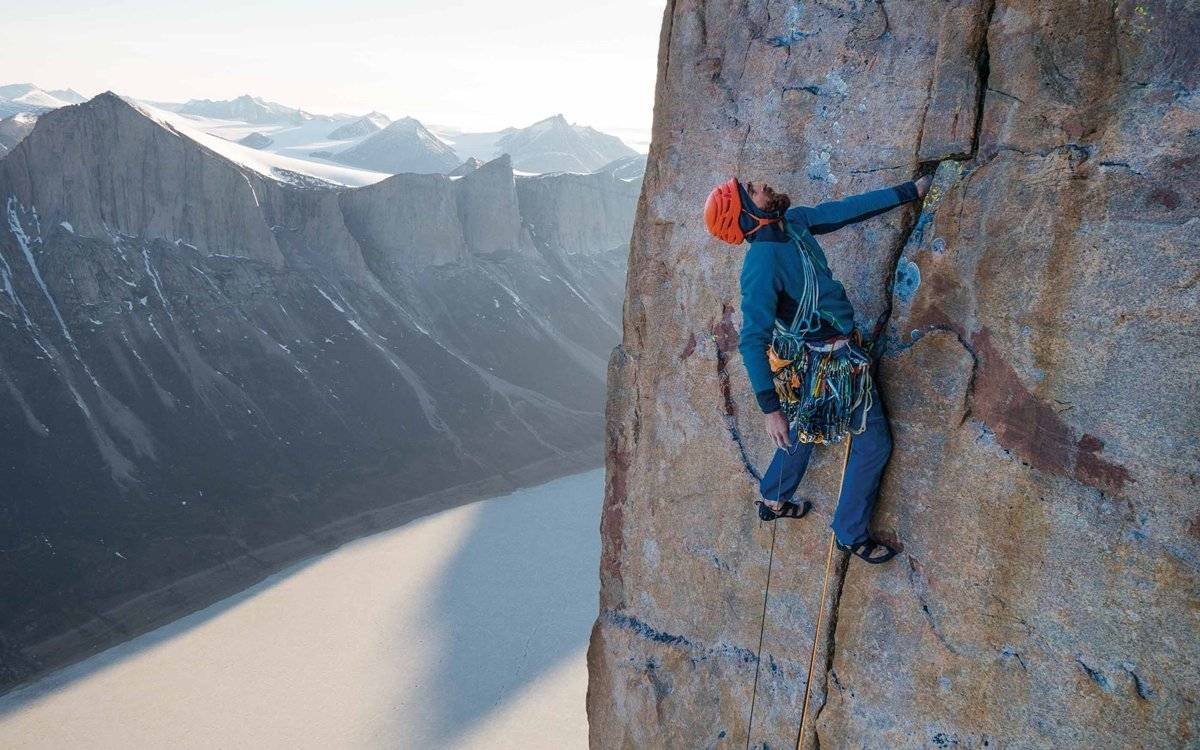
[588,1,1197,748]
[0,92,638,692]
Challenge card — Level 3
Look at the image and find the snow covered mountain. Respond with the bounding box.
[434,114,639,174]
[0,84,85,118]
[0,92,637,692]
[0,84,644,176]
[176,93,336,125]
[236,131,273,149]
[327,111,391,140]
[331,116,461,174]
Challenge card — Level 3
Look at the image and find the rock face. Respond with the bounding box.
[517,172,642,256]
[449,156,484,176]
[454,154,535,258]
[0,92,639,692]
[1,96,283,265]
[588,2,1198,749]
[340,172,469,272]
[0,113,37,155]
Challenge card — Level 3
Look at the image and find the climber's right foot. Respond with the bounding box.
[835,537,898,564]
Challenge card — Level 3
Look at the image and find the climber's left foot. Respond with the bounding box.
[756,499,812,521]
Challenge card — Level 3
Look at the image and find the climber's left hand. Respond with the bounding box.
[915,174,933,199]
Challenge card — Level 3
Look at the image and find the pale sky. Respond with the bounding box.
[1,0,666,150]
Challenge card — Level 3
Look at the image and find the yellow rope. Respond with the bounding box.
[795,435,852,750]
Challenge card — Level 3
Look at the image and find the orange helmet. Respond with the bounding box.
[704,177,780,245]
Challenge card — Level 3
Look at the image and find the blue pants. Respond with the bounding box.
[758,379,892,546]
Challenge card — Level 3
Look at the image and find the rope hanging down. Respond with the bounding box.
[744,435,850,749]
[744,462,784,750]
[796,530,839,750]
[796,436,851,750]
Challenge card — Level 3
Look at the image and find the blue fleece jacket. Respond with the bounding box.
[737,179,920,414]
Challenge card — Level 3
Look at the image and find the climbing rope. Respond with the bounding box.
[742,432,851,749]
[795,437,852,750]
[744,519,776,750]
[796,532,838,749]
[744,455,787,749]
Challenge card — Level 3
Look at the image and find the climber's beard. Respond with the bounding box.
[762,186,791,214]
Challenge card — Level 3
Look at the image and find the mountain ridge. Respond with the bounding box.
[0,90,639,693]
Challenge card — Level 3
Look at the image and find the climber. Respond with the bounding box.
[704,173,931,564]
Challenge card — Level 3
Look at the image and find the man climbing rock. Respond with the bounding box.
[704,173,931,563]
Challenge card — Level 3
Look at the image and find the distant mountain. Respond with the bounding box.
[0,84,84,118]
[177,94,335,125]
[327,112,391,140]
[435,114,638,174]
[449,156,484,177]
[0,113,37,156]
[0,92,638,692]
[593,153,648,180]
[497,114,636,173]
[46,88,87,104]
[237,131,273,149]
[0,85,641,177]
[332,116,460,174]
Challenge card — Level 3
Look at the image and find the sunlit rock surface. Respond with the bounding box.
[587,2,1198,748]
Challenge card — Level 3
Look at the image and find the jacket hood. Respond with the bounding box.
[737,180,790,244]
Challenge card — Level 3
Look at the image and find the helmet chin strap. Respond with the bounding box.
[742,208,781,238]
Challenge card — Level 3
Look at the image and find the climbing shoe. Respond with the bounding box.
[835,537,898,564]
[755,498,812,521]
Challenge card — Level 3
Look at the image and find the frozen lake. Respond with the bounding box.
[0,467,604,749]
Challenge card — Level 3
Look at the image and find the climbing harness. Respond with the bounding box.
[766,221,875,445]
[768,327,874,445]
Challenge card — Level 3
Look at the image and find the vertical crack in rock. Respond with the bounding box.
[968,0,998,160]
[815,3,999,738]
[659,0,678,99]
[868,192,924,349]
[808,552,849,750]
[600,344,635,610]
[913,56,938,162]
[714,301,763,482]
[906,555,962,655]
